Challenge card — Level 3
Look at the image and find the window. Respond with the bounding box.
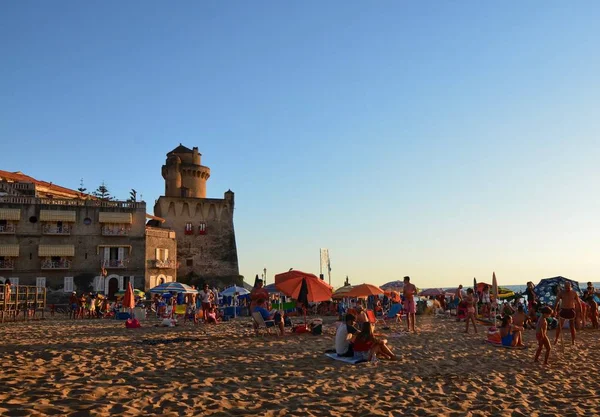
[198,222,207,235]
[36,277,46,288]
[10,277,19,286]
[186,259,193,266]
[64,277,73,292]
[184,223,193,235]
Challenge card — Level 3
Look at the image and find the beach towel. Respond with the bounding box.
[324,352,367,365]
[485,340,528,349]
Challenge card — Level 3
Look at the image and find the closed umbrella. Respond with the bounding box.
[492,272,498,326]
[122,282,136,319]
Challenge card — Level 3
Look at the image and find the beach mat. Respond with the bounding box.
[485,340,528,350]
[325,352,367,365]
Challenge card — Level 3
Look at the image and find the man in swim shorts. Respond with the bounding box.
[403,276,417,332]
[553,281,581,346]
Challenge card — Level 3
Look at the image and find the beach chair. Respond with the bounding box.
[366,309,385,326]
[383,303,403,325]
[252,311,276,336]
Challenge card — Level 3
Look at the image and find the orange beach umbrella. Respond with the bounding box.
[275,270,333,302]
[344,283,384,298]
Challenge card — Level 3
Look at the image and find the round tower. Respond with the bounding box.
[162,144,210,198]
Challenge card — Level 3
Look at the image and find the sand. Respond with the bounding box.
[0,314,599,416]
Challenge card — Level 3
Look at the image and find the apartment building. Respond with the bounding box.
[0,170,176,298]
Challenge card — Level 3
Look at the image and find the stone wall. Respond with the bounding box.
[153,191,241,287]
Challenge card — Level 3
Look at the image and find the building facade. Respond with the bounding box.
[154,144,241,286]
[0,171,177,298]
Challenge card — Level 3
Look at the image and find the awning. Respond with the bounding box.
[99,212,132,224]
[40,210,76,222]
[0,244,19,257]
[0,208,21,221]
[38,245,75,257]
[146,213,165,223]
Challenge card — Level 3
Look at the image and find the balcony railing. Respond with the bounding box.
[103,259,129,268]
[153,259,176,269]
[42,223,71,235]
[41,259,71,269]
[0,259,15,269]
[0,224,16,234]
[102,225,130,236]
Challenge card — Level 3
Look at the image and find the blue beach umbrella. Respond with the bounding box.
[149,282,198,294]
[533,276,581,306]
[220,286,250,296]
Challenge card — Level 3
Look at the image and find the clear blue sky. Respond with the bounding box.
[2,2,599,288]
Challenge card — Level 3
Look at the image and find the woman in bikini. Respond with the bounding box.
[464,288,478,334]
[352,322,397,362]
[499,315,524,347]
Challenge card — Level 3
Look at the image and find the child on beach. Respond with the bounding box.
[464,288,477,334]
[499,315,524,347]
[534,306,552,365]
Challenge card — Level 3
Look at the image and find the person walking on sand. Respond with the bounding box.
[199,284,214,322]
[553,281,581,346]
[535,306,552,366]
[403,276,417,332]
[464,288,478,334]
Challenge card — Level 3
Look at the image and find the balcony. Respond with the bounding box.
[0,259,15,270]
[102,225,130,236]
[103,259,129,269]
[42,223,71,235]
[153,259,176,269]
[0,224,16,234]
[41,258,71,269]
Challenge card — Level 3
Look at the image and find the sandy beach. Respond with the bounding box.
[0,315,598,417]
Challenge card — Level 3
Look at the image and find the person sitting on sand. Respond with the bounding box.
[499,315,524,347]
[553,281,581,346]
[355,306,369,326]
[513,305,530,330]
[588,297,598,330]
[205,306,220,325]
[335,314,360,357]
[253,299,284,336]
[353,322,397,362]
[464,288,477,334]
[534,306,552,365]
[527,303,539,328]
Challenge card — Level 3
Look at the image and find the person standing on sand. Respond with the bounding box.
[403,276,417,332]
[553,281,581,346]
[525,282,536,311]
[534,306,552,365]
[464,288,477,334]
[199,284,214,322]
[455,285,463,302]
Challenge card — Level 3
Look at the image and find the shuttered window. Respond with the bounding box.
[64,277,73,292]
[36,277,46,288]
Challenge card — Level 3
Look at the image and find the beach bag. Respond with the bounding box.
[125,318,141,328]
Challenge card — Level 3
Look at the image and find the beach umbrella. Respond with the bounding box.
[274,270,333,302]
[419,288,445,297]
[115,289,145,298]
[497,287,515,299]
[344,284,384,298]
[332,285,354,299]
[381,280,405,292]
[149,282,198,294]
[533,276,581,305]
[220,285,250,296]
[492,272,498,301]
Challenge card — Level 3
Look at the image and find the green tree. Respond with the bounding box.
[92,181,113,201]
[77,178,87,194]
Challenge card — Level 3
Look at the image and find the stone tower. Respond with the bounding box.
[161,144,211,198]
[154,144,241,287]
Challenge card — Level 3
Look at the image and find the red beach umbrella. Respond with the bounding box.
[274,270,333,302]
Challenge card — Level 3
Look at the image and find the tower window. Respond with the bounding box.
[184,223,193,235]
[198,222,207,235]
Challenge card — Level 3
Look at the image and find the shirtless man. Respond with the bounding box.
[553,281,581,346]
[403,276,417,332]
[455,285,464,302]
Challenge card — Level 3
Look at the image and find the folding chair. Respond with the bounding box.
[383,303,403,325]
[252,312,276,336]
[366,309,385,326]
